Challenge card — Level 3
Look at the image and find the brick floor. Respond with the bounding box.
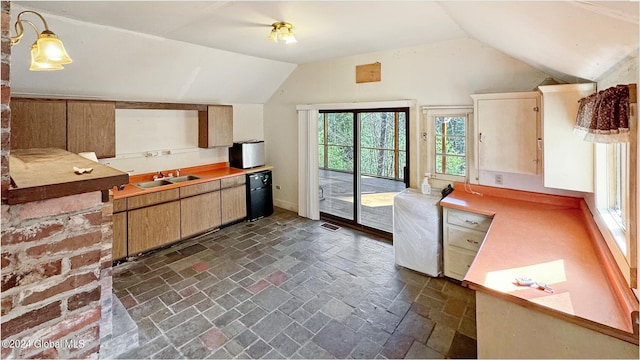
[112,208,477,359]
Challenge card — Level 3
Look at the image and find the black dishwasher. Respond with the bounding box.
[246,170,273,221]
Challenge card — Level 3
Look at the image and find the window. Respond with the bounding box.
[423,106,473,182]
[435,116,467,176]
[610,143,628,231]
[599,142,631,256]
[318,112,354,173]
[593,117,636,289]
[318,109,408,181]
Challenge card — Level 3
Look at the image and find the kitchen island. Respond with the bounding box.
[440,182,638,358]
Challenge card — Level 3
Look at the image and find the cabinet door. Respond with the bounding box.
[113,212,127,260]
[221,186,246,224]
[128,201,180,255]
[444,245,477,281]
[181,191,221,238]
[540,84,596,192]
[67,100,116,158]
[198,105,233,148]
[11,98,67,150]
[476,95,539,175]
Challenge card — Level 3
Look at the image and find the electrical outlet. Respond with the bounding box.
[495,174,503,185]
[276,185,281,190]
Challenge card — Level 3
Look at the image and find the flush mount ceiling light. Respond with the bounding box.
[10,10,73,71]
[267,22,297,44]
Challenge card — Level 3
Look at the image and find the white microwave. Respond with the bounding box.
[229,140,265,169]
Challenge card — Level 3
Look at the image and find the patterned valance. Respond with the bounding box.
[573,84,630,143]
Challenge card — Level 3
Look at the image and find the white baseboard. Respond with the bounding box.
[274,198,297,212]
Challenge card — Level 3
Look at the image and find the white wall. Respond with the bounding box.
[233,104,264,142]
[100,105,264,175]
[264,38,553,211]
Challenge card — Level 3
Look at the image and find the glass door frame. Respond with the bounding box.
[319,107,410,238]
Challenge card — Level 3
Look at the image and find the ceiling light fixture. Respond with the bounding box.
[268,22,297,44]
[10,10,73,71]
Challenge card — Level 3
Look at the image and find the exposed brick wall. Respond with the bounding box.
[1,192,110,359]
[1,0,11,204]
[0,3,115,359]
[99,201,114,344]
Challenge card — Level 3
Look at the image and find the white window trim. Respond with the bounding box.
[422,106,474,189]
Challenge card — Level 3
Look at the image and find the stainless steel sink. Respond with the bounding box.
[167,175,202,183]
[133,180,172,189]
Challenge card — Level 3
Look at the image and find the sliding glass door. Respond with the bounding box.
[318,112,355,221]
[318,108,409,234]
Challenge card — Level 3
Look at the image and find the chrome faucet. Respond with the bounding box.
[176,168,181,177]
[153,171,166,180]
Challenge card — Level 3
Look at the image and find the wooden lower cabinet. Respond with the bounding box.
[116,177,247,260]
[221,185,246,224]
[181,191,221,238]
[127,201,180,255]
[112,212,127,260]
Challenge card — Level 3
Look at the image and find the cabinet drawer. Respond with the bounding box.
[180,180,220,198]
[127,188,179,210]
[447,226,485,252]
[445,246,477,281]
[446,208,492,232]
[221,175,246,189]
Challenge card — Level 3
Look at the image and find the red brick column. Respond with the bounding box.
[1,192,106,359]
[0,3,113,358]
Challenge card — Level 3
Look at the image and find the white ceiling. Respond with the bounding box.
[13,1,640,82]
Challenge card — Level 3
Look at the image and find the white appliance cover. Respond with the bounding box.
[393,189,442,277]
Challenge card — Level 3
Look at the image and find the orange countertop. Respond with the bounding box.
[441,182,639,344]
[112,163,248,199]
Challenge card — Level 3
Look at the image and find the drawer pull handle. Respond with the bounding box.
[466,239,479,245]
[465,220,479,225]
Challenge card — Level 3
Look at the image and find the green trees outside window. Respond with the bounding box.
[435,116,466,176]
[318,110,407,181]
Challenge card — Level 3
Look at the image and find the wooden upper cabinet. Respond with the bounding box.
[198,105,233,148]
[11,98,67,150]
[67,100,116,158]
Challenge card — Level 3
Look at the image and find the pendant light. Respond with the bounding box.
[10,10,73,71]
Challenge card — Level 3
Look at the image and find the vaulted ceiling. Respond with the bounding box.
[12,1,639,84]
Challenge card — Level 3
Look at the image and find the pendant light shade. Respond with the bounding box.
[29,43,63,71]
[11,10,73,71]
[33,30,73,65]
